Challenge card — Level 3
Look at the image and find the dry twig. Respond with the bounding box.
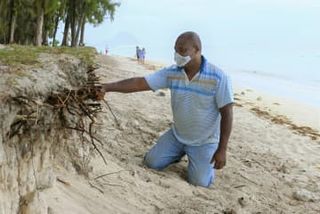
[94,170,131,180]
[103,99,120,127]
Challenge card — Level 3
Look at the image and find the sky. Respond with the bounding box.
[59,0,320,85]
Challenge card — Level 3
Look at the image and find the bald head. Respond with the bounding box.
[176,31,202,52]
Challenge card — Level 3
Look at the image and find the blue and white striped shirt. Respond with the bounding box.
[145,56,233,146]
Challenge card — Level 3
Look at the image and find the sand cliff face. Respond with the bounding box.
[0,52,94,214]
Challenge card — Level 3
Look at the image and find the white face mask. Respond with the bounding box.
[174,52,191,67]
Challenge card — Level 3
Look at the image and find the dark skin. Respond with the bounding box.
[211,103,233,169]
[96,33,233,170]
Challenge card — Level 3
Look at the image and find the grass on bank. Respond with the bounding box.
[0,45,97,66]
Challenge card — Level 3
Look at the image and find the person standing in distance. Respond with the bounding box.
[136,46,140,61]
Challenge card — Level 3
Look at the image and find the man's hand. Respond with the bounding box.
[210,148,227,169]
[211,103,233,170]
[90,85,105,101]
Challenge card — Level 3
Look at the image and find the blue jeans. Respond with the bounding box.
[144,129,219,187]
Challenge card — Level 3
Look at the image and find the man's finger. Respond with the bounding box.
[214,161,221,169]
[214,161,225,169]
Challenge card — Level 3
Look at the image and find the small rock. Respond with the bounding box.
[118,123,126,130]
[133,120,140,127]
[157,91,166,97]
[293,189,319,202]
[257,96,262,101]
[277,164,290,174]
[238,196,248,207]
[240,91,245,95]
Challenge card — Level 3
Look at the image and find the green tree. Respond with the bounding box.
[61,0,119,47]
[0,0,119,47]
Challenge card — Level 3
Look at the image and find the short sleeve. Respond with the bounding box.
[144,67,170,91]
[215,74,234,108]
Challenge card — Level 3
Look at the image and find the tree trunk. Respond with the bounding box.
[9,13,16,44]
[75,14,84,47]
[35,7,44,46]
[79,17,85,46]
[52,15,59,46]
[42,29,48,46]
[75,1,86,47]
[2,29,7,44]
[8,0,16,44]
[70,7,77,47]
[61,14,70,46]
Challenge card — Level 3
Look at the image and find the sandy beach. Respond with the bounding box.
[41,55,320,214]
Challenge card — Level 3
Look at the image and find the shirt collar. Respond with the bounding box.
[199,55,207,73]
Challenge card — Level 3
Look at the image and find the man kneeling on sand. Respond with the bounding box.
[96,31,234,187]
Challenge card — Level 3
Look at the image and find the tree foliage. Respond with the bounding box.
[0,0,119,46]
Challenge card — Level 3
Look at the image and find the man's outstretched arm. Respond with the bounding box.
[102,77,151,93]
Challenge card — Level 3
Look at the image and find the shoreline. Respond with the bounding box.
[233,87,320,132]
[233,88,320,141]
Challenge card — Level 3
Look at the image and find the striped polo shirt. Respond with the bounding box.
[144,56,233,146]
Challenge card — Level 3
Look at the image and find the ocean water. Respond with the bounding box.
[203,47,320,108]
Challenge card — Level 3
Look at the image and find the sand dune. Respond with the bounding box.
[43,55,320,214]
